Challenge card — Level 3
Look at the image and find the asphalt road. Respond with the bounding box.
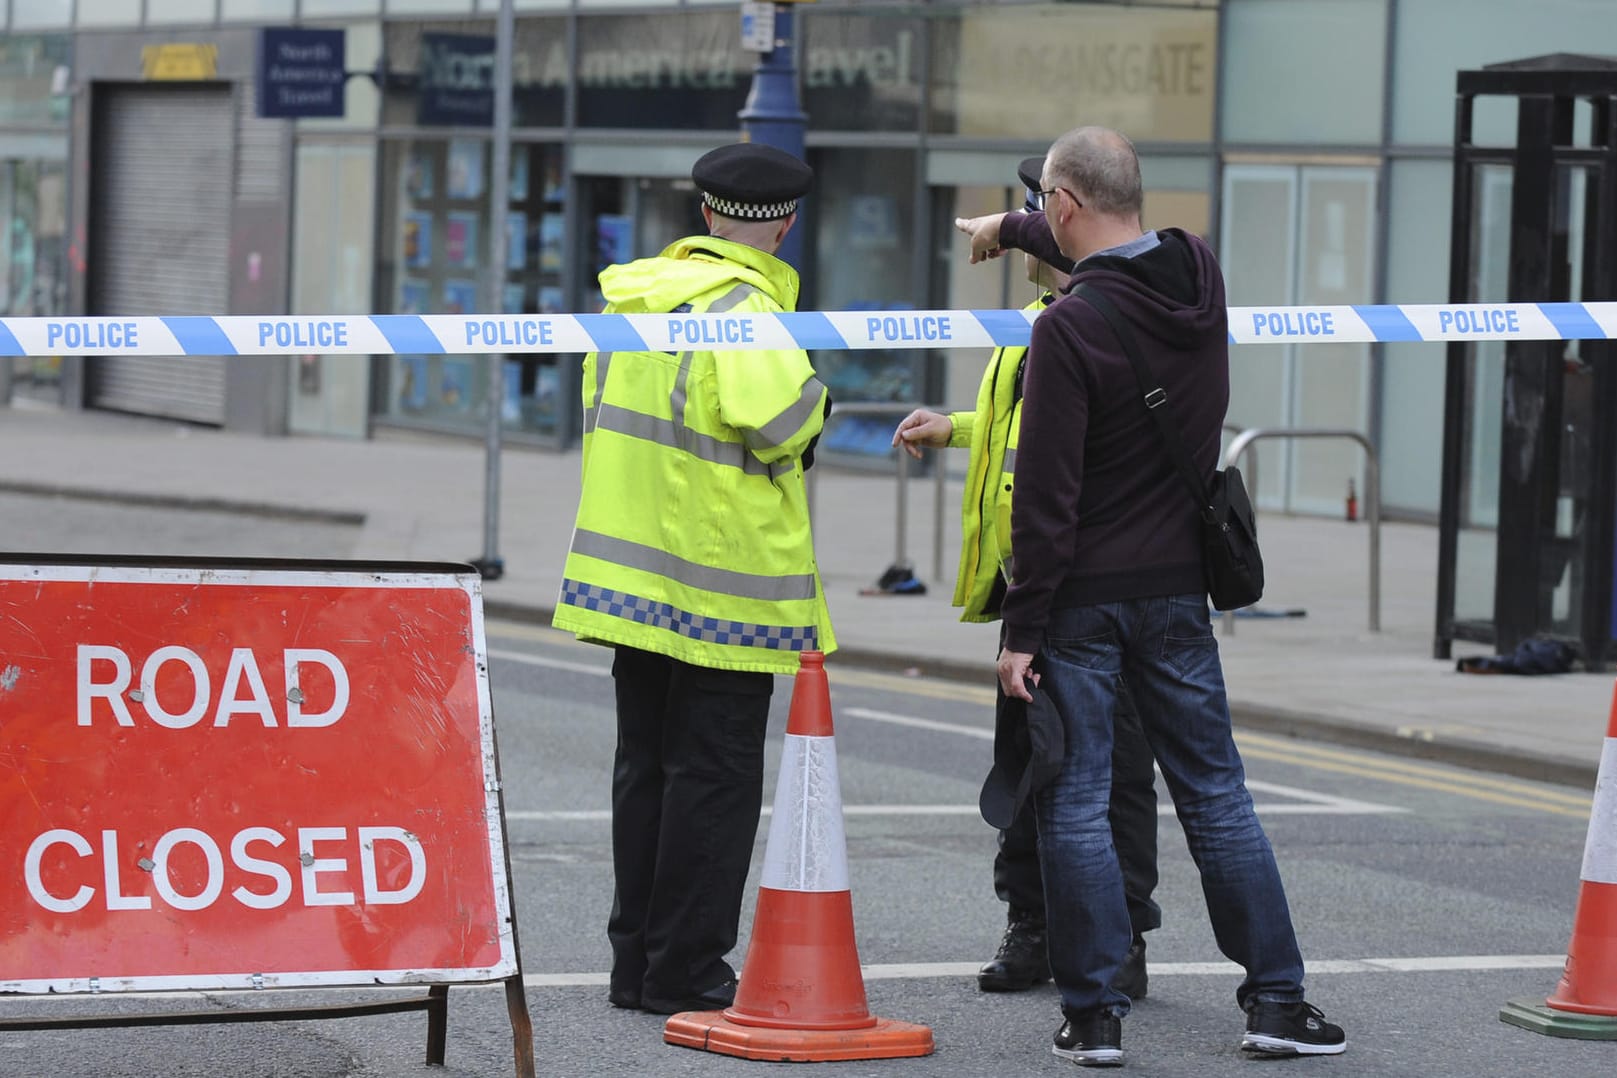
[2,620,1611,1078]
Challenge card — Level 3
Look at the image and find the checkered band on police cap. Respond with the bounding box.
[701,193,799,220]
[692,143,813,222]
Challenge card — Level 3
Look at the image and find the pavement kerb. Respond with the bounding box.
[1224,702,1599,789]
[485,594,1005,685]
[0,480,367,527]
[481,599,1599,791]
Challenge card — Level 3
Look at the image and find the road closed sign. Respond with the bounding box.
[0,559,519,993]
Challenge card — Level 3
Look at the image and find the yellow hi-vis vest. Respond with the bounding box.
[552,235,837,674]
[947,294,1054,623]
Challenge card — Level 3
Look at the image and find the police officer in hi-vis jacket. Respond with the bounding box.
[553,143,834,1017]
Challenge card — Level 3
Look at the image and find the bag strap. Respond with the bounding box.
[1073,282,1213,512]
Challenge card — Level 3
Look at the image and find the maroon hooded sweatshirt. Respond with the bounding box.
[996,212,1230,656]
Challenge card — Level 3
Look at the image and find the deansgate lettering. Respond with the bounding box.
[1014,41,1207,96]
[955,9,1216,141]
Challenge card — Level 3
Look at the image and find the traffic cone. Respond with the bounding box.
[1500,680,1617,1039]
[663,651,934,1061]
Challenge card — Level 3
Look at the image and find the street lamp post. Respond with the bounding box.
[739,2,809,270]
[472,0,516,580]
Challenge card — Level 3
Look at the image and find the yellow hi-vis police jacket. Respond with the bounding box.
[947,293,1055,623]
[553,235,836,674]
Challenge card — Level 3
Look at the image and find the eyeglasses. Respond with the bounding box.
[1033,185,1083,212]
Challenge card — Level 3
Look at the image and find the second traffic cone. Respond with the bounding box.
[664,651,933,1061]
[1500,680,1617,1040]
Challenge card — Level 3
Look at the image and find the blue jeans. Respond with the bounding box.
[1033,594,1306,1018]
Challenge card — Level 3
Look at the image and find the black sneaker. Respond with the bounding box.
[1053,1010,1123,1067]
[1111,938,1148,1001]
[977,908,1051,992]
[1241,1000,1346,1056]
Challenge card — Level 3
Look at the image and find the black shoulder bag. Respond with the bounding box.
[1075,284,1263,611]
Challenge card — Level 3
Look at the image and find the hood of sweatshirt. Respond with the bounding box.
[1064,228,1226,350]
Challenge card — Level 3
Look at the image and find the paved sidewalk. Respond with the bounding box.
[1,403,1611,787]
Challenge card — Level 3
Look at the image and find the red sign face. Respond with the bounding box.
[0,564,517,992]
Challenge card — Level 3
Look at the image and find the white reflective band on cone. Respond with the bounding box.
[760,733,849,893]
[1581,738,1617,885]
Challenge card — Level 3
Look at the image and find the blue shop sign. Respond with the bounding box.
[256,28,346,119]
[419,33,494,127]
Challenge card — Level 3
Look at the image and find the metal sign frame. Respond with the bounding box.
[0,554,535,1078]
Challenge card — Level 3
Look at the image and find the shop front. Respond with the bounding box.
[335,3,1224,456]
[0,35,70,408]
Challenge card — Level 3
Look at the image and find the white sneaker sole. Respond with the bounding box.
[1053,1044,1124,1066]
[1241,1032,1347,1056]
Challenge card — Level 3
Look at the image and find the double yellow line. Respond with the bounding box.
[826,667,1592,820]
[1233,731,1592,819]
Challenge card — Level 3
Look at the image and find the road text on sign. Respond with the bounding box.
[0,561,517,994]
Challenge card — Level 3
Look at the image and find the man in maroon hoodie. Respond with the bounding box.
[956,127,1345,1067]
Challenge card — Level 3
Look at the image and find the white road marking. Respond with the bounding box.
[6,954,1566,1008]
[505,805,985,823]
[517,954,1565,987]
[506,787,1405,821]
[490,658,1405,816]
[841,705,991,740]
[488,648,608,677]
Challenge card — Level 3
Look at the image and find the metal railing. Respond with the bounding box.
[806,401,950,585]
[1222,427,1380,633]
[805,413,1380,631]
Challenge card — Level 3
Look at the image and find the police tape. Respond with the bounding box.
[3,302,1615,357]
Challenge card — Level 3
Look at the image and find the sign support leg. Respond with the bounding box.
[504,974,537,1078]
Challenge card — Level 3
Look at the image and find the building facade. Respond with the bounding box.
[1,0,1614,525]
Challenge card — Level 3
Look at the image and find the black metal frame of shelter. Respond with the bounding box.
[1434,55,1617,669]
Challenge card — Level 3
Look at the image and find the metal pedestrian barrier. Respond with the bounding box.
[1221,427,1381,634]
[806,401,949,588]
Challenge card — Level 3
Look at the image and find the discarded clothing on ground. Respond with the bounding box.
[1455,637,1576,675]
[859,564,927,596]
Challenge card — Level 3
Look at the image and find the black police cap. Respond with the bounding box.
[692,142,813,221]
[1017,155,1045,196]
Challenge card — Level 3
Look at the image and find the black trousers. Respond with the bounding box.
[993,680,1161,939]
[607,645,773,1003]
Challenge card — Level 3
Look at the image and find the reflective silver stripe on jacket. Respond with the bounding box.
[586,283,797,474]
[591,402,773,476]
[1001,447,1017,477]
[583,352,613,435]
[744,375,827,456]
[571,528,817,602]
[561,579,816,652]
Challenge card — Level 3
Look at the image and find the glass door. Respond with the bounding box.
[1220,163,1377,515]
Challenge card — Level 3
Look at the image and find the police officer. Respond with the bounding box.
[892,156,1158,1000]
[553,142,835,1016]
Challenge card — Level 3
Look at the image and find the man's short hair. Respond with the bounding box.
[1045,127,1144,219]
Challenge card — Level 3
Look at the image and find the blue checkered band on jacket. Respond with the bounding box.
[561,579,817,650]
[701,192,797,220]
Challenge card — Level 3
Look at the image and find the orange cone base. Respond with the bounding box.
[664,1010,934,1061]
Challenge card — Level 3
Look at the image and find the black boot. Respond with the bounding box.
[1111,937,1148,1000]
[978,907,1051,992]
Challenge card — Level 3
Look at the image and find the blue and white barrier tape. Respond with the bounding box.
[3,302,1615,356]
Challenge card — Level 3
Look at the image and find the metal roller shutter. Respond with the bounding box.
[88,84,233,424]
